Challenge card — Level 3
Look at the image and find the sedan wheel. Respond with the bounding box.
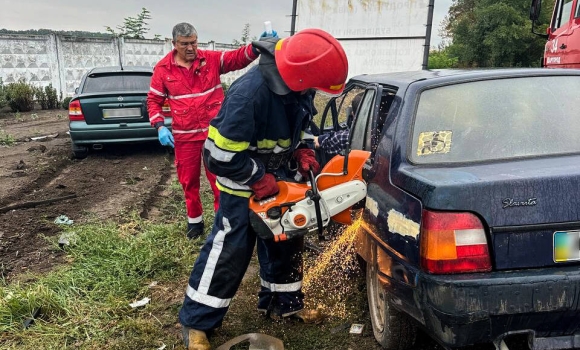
[366,261,417,350]
[71,143,88,159]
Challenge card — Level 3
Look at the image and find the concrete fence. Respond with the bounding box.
[0,34,254,97]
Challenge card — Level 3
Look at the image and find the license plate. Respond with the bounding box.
[553,230,580,262]
[102,108,141,119]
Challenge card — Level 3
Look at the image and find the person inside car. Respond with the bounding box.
[314,92,362,157]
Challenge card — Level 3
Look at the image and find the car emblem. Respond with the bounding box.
[502,197,537,209]
[117,96,124,102]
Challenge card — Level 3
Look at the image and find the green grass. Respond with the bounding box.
[0,130,15,146]
[0,174,380,349]
[0,178,201,350]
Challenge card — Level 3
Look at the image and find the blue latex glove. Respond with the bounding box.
[158,126,174,148]
[260,30,278,39]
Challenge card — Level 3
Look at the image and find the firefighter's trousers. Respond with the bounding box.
[179,191,304,331]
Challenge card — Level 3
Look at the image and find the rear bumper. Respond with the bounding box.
[69,120,171,144]
[417,266,580,348]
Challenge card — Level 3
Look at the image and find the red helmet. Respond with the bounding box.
[275,28,348,95]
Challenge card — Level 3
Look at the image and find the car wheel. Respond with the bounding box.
[71,143,88,159]
[366,261,417,350]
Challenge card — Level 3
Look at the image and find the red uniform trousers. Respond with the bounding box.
[174,140,220,223]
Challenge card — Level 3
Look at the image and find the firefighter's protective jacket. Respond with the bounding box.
[203,65,316,198]
[147,45,257,142]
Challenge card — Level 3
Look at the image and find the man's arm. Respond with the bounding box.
[147,67,167,129]
[319,130,350,155]
[219,44,259,74]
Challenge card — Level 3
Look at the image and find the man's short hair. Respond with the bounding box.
[351,92,363,113]
[172,22,197,41]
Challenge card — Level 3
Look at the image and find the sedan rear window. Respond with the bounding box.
[411,75,580,164]
[82,73,152,93]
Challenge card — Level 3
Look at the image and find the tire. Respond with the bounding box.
[366,261,417,350]
[71,143,88,159]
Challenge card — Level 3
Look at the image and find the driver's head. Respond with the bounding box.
[275,28,348,95]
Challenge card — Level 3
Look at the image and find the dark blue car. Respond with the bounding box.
[317,68,580,350]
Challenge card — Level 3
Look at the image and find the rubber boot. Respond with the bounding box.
[182,327,210,350]
[290,309,324,324]
[187,222,204,240]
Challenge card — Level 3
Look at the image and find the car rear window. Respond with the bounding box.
[411,75,580,164]
[82,73,152,93]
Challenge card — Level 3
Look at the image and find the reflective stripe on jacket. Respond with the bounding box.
[147,45,257,142]
[203,66,315,198]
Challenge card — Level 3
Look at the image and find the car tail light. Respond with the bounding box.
[420,210,491,274]
[68,100,85,121]
[162,100,171,117]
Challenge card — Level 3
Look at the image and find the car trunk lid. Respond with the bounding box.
[79,93,148,124]
[395,155,580,270]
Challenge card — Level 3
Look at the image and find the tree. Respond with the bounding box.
[106,7,152,39]
[232,23,257,46]
[428,48,459,69]
[442,0,555,67]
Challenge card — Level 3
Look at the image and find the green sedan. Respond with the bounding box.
[68,66,172,159]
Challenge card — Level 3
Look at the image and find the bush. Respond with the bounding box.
[62,96,72,110]
[45,84,59,109]
[5,79,35,112]
[33,83,59,110]
[0,78,7,110]
[33,86,48,110]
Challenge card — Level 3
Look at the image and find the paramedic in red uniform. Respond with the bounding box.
[147,22,259,239]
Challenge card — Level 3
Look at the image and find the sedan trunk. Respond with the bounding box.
[396,154,580,270]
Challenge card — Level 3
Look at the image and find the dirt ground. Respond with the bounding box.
[0,109,174,280]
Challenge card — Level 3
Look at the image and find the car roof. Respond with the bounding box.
[348,68,580,88]
[86,66,153,75]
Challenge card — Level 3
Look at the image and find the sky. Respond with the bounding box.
[0,0,452,47]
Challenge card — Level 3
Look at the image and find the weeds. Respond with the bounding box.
[0,130,15,146]
[0,217,197,349]
[0,174,378,350]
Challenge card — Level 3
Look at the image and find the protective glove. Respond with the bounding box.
[158,126,174,148]
[250,173,279,200]
[294,148,320,179]
[260,30,278,39]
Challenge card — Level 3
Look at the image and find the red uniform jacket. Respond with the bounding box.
[147,44,257,142]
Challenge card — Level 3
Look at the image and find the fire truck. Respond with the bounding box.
[530,0,580,67]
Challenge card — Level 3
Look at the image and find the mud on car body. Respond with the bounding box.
[316,68,580,349]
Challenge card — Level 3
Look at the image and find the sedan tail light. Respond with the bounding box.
[420,210,491,274]
[68,100,85,121]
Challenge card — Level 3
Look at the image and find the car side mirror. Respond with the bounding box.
[529,0,542,22]
[75,87,79,94]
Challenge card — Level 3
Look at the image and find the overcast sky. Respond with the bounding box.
[0,0,452,46]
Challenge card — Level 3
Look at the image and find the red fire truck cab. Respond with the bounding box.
[530,0,580,68]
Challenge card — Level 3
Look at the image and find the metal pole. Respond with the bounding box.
[290,0,298,35]
[422,0,435,70]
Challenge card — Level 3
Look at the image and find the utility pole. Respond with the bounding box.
[422,0,435,70]
[290,0,297,35]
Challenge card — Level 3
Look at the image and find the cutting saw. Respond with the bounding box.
[249,150,370,242]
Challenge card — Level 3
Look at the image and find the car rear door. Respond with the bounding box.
[78,72,152,125]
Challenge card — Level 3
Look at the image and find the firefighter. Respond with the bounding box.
[179,28,349,350]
